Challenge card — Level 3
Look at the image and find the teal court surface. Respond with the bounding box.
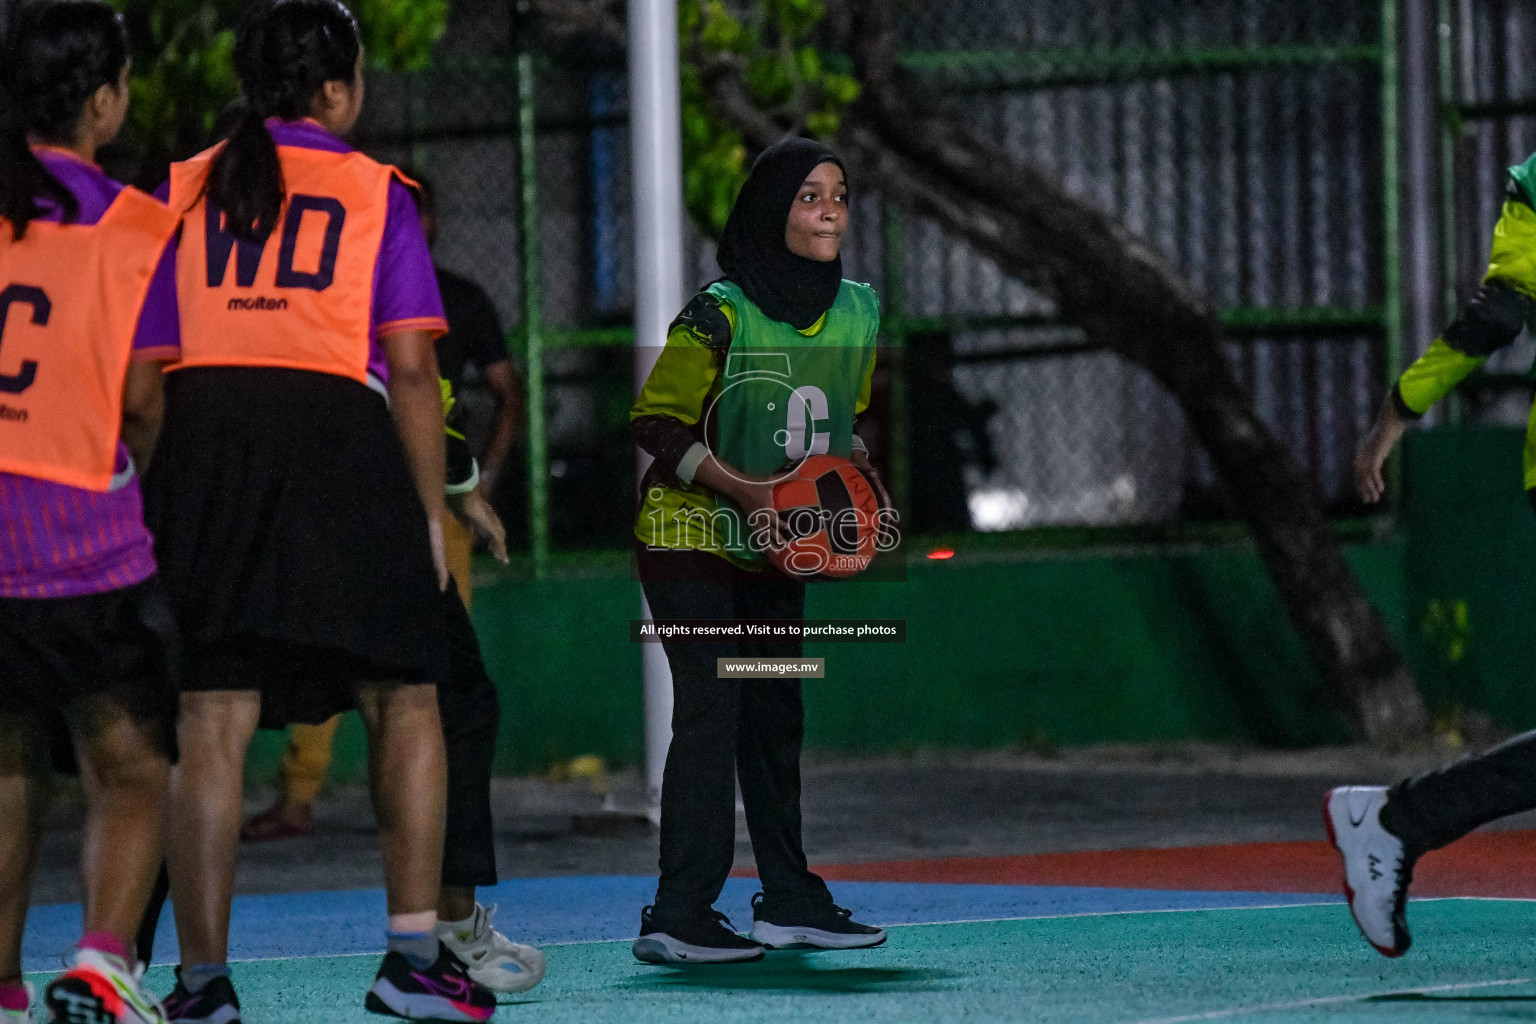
[19,862,1536,1023]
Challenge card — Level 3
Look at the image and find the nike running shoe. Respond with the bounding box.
[748,893,887,950]
[45,949,167,1024]
[631,906,765,965]
[365,945,494,1022]
[436,903,546,994]
[1325,785,1413,957]
[162,969,240,1024]
[0,983,33,1024]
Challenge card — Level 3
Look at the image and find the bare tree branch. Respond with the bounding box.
[830,0,1428,744]
[524,0,625,51]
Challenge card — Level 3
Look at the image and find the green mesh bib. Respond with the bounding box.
[705,279,878,563]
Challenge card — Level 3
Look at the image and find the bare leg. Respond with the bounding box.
[166,691,260,965]
[70,699,170,946]
[353,683,446,916]
[0,714,48,982]
[68,697,171,948]
[439,886,476,923]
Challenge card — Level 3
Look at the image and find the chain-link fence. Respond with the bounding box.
[348,0,1403,565]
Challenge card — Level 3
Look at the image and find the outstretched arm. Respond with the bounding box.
[1357,187,1536,503]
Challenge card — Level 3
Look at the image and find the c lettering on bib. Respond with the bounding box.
[0,188,178,491]
[0,284,48,394]
[785,384,830,460]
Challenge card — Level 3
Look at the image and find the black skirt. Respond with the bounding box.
[0,576,179,738]
[144,366,447,728]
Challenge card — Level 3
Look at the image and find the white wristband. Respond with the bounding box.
[676,442,710,485]
[446,458,480,496]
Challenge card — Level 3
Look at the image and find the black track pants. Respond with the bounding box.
[1378,489,1536,860]
[1383,728,1536,859]
[439,581,500,889]
[636,544,831,923]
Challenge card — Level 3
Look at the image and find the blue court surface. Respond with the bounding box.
[25,877,1536,1022]
[22,877,1339,969]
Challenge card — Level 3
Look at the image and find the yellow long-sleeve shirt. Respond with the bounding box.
[630,290,877,565]
[1395,156,1536,488]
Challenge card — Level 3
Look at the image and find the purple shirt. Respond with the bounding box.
[158,119,447,382]
[0,148,179,599]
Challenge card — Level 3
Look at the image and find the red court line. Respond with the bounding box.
[795,830,1536,898]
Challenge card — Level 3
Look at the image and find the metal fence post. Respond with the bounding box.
[1382,0,1405,391]
[880,203,911,518]
[517,49,550,581]
[1436,0,1465,424]
[1382,0,1407,509]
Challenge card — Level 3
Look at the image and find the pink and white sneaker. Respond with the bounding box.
[45,949,167,1024]
[365,945,495,1022]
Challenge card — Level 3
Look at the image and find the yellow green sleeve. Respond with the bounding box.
[854,349,876,416]
[1395,339,1487,417]
[1394,196,1536,416]
[1487,196,1536,286]
[631,325,722,426]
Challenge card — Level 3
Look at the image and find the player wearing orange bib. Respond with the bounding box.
[142,2,492,1021]
[0,4,181,1022]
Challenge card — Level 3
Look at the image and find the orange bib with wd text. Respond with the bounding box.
[0,189,179,491]
[169,144,406,383]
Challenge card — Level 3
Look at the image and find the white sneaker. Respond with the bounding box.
[45,948,168,1023]
[0,983,34,1024]
[436,903,546,994]
[1325,786,1412,957]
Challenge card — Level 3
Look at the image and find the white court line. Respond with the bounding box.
[190,896,1529,965]
[1123,977,1533,1024]
[200,897,1342,963]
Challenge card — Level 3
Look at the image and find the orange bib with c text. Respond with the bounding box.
[0,188,179,491]
[169,144,404,383]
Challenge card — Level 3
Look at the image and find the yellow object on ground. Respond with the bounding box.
[282,716,343,806]
[549,755,608,793]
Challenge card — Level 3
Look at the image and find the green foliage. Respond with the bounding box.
[108,1,239,157]
[107,0,446,160]
[353,0,448,73]
[680,0,860,237]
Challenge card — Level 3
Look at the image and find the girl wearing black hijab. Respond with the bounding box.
[629,137,888,964]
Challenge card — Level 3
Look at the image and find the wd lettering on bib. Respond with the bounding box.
[0,188,178,490]
[170,143,407,383]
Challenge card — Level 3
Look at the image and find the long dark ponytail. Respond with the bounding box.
[0,1,127,238]
[207,0,361,244]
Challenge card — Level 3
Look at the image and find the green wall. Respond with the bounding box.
[1403,425,1536,731]
[247,425,1534,786]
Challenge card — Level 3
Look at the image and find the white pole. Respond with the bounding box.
[628,0,686,823]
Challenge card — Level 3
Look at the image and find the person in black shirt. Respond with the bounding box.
[416,173,524,497]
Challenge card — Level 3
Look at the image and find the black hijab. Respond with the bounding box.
[716,136,846,331]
